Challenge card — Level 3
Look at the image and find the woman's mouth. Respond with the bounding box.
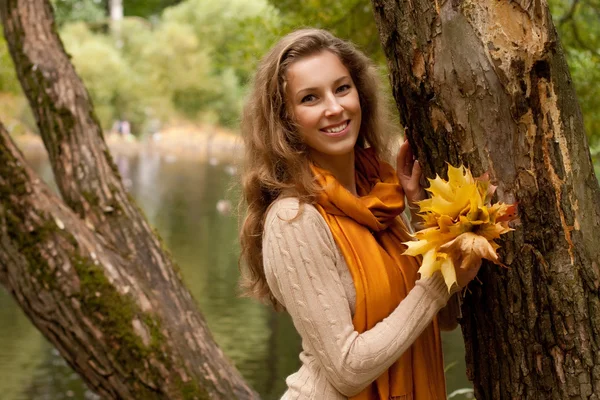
[320,120,350,137]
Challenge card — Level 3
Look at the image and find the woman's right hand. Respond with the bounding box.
[454,257,482,289]
[439,232,496,289]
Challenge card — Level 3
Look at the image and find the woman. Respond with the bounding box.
[239,29,479,399]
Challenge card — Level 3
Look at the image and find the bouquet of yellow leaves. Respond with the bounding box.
[403,165,518,292]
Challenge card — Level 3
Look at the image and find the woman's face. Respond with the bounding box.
[285,51,362,166]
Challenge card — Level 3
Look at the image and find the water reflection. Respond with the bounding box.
[0,149,470,399]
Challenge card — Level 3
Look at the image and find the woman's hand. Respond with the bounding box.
[396,137,426,209]
[454,257,482,289]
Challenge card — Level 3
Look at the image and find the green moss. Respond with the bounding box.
[73,255,163,362]
[72,255,210,399]
[0,155,29,202]
[72,255,170,396]
[6,211,66,285]
[0,159,210,397]
[151,225,184,277]
[80,190,100,207]
[175,377,210,400]
[104,149,122,178]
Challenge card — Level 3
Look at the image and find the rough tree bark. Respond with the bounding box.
[0,1,258,399]
[371,0,600,398]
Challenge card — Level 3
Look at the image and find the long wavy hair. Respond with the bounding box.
[239,28,392,307]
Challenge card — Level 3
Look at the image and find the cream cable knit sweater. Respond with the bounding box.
[263,197,459,400]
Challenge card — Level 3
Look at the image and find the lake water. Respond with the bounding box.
[0,148,472,399]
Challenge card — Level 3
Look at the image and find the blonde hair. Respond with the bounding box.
[239,28,392,307]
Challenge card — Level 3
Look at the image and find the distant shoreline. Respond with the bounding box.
[13,124,244,165]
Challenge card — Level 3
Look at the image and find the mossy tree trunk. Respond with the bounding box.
[371,0,600,398]
[0,1,258,399]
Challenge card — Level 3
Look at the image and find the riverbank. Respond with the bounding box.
[13,123,243,165]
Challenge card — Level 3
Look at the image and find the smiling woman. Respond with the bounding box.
[238,29,482,400]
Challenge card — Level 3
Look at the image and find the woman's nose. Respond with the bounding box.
[324,95,343,116]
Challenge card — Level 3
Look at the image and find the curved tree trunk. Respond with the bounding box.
[371,0,600,398]
[0,0,258,398]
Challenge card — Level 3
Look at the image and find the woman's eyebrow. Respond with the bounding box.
[296,76,351,96]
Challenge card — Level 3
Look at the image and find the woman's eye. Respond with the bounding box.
[301,94,316,103]
[336,84,351,93]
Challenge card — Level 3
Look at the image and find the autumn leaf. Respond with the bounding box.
[439,232,500,270]
[403,164,518,291]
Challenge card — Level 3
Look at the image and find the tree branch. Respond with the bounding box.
[0,122,170,399]
[0,0,260,396]
[0,0,202,347]
[570,15,600,58]
[0,0,174,282]
[0,0,123,225]
[558,0,580,26]
[0,120,258,399]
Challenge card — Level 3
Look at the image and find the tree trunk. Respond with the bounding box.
[371,0,600,398]
[109,0,124,22]
[0,1,258,399]
[108,0,123,41]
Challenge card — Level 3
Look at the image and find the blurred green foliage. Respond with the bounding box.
[550,0,600,147]
[0,0,598,159]
[13,0,280,133]
[548,0,600,171]
[51,0,105,25]
[124,0,183,18]
[51,0,185,24]
[269,0,383,62]
[0,31,20,93]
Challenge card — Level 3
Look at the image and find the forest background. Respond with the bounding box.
[1,0,599,179]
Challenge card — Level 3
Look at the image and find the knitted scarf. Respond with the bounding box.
[310,147,446,400]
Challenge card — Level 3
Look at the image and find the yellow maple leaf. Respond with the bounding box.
[439,232,500,269]
[403,164,518,291]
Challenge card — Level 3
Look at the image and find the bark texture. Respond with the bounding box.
[0,1,258,399]
[371,0,600,398]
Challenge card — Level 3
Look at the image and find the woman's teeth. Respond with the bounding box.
[323,121,348,133]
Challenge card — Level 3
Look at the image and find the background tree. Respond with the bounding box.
[0,0,258,398]
[370,0,600,398]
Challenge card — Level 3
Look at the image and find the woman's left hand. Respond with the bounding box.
[396,137,426,208]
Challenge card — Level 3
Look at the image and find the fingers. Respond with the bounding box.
[397,140,410,176]
[412,159,422,182]
[404,140,414,174]
[397,138,415,177]
[454,254,483,288]
[397,137,427,204]
[459,256,482,272]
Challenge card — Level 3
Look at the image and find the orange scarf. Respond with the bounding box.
[311,147,446,400]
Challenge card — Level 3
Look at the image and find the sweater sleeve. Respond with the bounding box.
[263,200,453,397]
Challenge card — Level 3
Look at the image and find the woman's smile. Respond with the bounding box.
[321,120,350,137]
